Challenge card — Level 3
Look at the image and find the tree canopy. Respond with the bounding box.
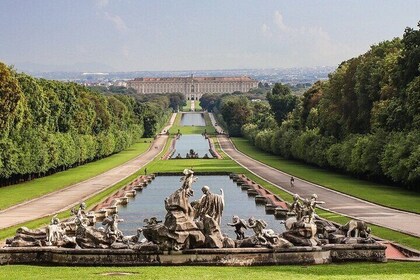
[0,64,171,185]
[212,23,420,190]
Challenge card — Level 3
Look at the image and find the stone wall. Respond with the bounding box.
[0,245,386,266]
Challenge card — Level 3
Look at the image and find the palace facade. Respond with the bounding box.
[127,75,258,100]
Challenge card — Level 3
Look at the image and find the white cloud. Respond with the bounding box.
[261,23,272,38]
[261,10,352,66]
[103,12,128,32]
[273,10,289,32]
[94,0,128,33]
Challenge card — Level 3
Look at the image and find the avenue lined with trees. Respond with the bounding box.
[202,23,420,191]
[0,63,174,185]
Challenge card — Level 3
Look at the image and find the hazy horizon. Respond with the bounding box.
[1,0,419,72]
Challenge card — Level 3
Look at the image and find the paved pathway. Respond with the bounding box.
[0,113,177,230]
[217,135,420,237]
[208,112,225,134]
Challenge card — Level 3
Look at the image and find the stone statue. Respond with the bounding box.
[195,185,224,226]
[227,216,247,240]
[238,217,289,248]
[282,194,322,246]
[247,217,270,245]
[102,214,124,239]
[45,215,66,246]
[160,169,205,249]
[165,169,196,217]
[303,194,325,223]
[339,220,371,238]
[288,194,303,220]
[146,171,226,249]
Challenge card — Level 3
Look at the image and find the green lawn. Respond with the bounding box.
[231,138,420,214]
[183,100,192,111]
[0,140,152,211]
[182,100,202,111]
[1,262,419,280]
[168,112,216,135]
[192,100,202,111]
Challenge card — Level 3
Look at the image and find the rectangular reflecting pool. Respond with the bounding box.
[171,134,213,158]
[180,113,206,126]
[115,175,285,238]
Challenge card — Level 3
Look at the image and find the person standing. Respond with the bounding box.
[290,176,295,187]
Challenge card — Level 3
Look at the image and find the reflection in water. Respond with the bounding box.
[116,176,285,238]
[171,135,213,158]
[180,113,206,126]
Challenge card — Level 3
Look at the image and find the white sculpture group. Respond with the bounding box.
[4,171,374,250]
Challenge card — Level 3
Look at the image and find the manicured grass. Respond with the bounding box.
[168,112,216,135]
[147,158,242,174]
[1,262,419,279]
[182,100,202,111]
[192,100,202,111]
[0,140,152,211]
[183,100,192,111]
[231,138,420,214]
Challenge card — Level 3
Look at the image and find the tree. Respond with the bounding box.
[0,63,25,137]
[168,92,186,111]
[199,93,219,112]
[267,83,298,124]
[219,96,252,136]
[396,21,420,87]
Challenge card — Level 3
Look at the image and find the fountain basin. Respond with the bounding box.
[0,244,386,266]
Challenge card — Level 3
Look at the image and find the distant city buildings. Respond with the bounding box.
[127,75,258,100]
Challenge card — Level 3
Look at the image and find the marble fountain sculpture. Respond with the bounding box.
[1,169,386,265]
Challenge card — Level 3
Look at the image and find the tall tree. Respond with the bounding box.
[267,83,298,124]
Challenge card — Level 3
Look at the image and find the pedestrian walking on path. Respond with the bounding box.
[290,176,295,187]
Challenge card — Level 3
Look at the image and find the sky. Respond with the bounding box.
[0,0,419,72]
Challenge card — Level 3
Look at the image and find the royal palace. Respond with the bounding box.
[127,75,258,100]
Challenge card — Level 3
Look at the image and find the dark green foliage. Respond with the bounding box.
[199,93,219,112]
[396,21,420,87]
[0,64,24,138]
[217,24,420,190]
[218,96,252,137]
[89,85,137,95]
[267,83,299,124]
[381,131,420,188]
[0,63,170,184]
[168,92,186,112]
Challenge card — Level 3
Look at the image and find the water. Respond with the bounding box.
[115,175,285,238]
[180,113,206,126]
[171,134,213,158]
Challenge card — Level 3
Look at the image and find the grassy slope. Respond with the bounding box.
[0,140,152,211]
[168,112,216,135]
[1,262,419,280]
[193,100,202,111]
[183,101,202,111]
[182,100,192,111]
[231,138,420,214]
